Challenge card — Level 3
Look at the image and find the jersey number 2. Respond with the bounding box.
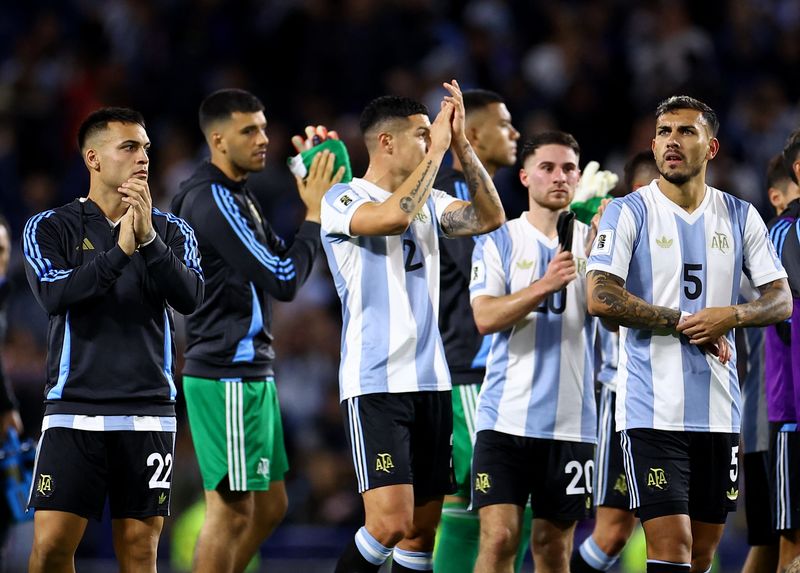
[147,452,173,489]
[403,239,423,272]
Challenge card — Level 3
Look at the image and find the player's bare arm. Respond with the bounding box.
[587,269,681,331]
[676,278,792,344]
[439,80,505,237]
[473,250,575,334]
[349,102,454,236]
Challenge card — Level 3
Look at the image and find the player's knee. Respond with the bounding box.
[594,525,632,556]
[367,515,411,547]
[31,534,76,565]
[253,493,287,534]
[480,521,519,557]
[532,527,571,561]
[399,523,438,551]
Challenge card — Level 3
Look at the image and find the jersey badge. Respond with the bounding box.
[375,453,394,473]
[516,259,533,270]
[646,467,669,491]
[592,231,614,255]
[474,472,491,494]
[711,232,729,254]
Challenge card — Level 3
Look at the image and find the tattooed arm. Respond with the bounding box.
[439,140,505,237]
[349,104,453,237]
[438,80,505,237]
[586,270,681,332]
[676,279,792,344]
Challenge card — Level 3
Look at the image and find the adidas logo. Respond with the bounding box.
[80,238,94,250]
[726,487,738,501]
[655,236,673,248]
[516,259,533,270]
[158,492,167,505]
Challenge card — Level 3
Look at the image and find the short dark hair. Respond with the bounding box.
[655,95,719,136]
[782,129,800,184]
[199,89,265,133]
[768,153,794,190]
[519,131,580,165]
[359,96,428,134]
[462,89,505,115]
[77,107,145,151]
[624,150,658,192]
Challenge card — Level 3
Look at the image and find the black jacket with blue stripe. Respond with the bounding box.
[172,162,321,380]
[435,166,489,386]
[22,198,204,417]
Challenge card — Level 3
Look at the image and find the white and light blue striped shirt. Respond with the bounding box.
[470,215,597,443]
[321,178,457,401]
[587,182,786,433]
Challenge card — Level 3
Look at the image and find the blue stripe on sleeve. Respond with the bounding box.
[233,283,264,363]
[23,211,72,283]
[211,185,296,281]
[46,311,71,399]
[152,208,204,279]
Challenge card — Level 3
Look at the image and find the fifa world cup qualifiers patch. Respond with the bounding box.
[471,261,485,284]
[592,230,613,256]
[334,190,355,213]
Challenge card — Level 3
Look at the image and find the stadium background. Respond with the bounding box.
[0,0,798,570]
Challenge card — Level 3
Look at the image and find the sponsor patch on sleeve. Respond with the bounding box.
[591,230,613,256]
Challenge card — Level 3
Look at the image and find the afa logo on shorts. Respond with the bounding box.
[646,468,669,492]
[375,453,394,473]
[35,474,54,498]
[474,473,491,494]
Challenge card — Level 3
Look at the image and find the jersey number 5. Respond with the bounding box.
[683,263,703,300]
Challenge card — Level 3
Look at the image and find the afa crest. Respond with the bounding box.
[376,453,394,473]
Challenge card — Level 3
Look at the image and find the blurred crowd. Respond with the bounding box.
[1,0,799,553]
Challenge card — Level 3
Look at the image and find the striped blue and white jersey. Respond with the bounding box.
[469,215,597,443]
[587,181,787,433]
[321,178,458,401]
[597,326,620,391]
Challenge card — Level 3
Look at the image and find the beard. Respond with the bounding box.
[658,159,703,186]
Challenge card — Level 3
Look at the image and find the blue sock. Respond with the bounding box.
[578,536,620,571]
[355,527,392,565]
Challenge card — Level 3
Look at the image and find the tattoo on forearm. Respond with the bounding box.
[734,279,792,326]
[589,270,681,331]
[400,160,435,214]
[446,143,503,233]
[441,204,481,234]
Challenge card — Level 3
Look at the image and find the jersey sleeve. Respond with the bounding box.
[469,234,506,301]
[195,185,320,302]
[139,210,204,315]
[779,220,800,298]
[586,199,636,282]
[744,205,788,287]
[320,183,371,237]
[23,212,131,315]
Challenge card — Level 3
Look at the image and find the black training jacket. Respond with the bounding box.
[435,166,489,386]
[22,198,204,417]
[172,162,320,380]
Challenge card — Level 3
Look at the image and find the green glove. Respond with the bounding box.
[287,138,352,183]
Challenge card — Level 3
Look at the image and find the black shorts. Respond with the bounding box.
[28,428,176,521]
[769,422,800,532]
[471,429,594,521]
[743,451,778,545]
[620,429,738,523]
[341,391,454,497]
[595,387,630,510]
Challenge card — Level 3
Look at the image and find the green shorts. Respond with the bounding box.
[184,376,289,492]
[452,382,480,499]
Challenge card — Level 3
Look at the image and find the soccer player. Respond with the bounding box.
[765,130,800,572]
[431,88,526,573]
[740,154,798,573]
[320,80,505,573]
[571,150,660,573]
[469,131,598,573]
[171,89,343,573]
[586,95,792,573]
[23,107,204,572]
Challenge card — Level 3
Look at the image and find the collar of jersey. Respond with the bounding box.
[520,213,559,249]
[351,177,392,201]
[651,180,712,225]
